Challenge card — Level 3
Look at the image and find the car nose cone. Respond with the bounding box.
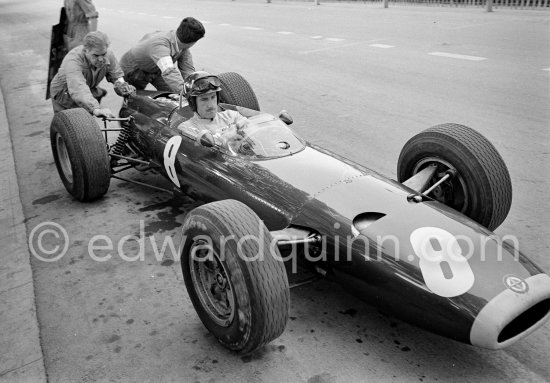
[470,273,550,349]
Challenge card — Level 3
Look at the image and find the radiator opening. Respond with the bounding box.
[498,298,550,343]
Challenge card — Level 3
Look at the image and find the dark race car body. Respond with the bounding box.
[50,73,550,353]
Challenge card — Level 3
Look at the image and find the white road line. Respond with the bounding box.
[543,68,550,71]
[311,36,323,40]
[277,31,294,35]
[242,26,263,31]
[442,23,488,30]
[325,37,344,42]
[299,42,361,55]
[370,44,394,49]
[219,24,231,27]
[429,52,487,61]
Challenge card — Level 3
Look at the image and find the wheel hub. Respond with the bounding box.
[216,273,227,289]
[413,158,468,213]
[189,241,235,327]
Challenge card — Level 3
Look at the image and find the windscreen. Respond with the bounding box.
[229,114,305,159]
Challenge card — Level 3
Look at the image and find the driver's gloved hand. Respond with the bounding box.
[236,119,248,130]
[114,81,136,97]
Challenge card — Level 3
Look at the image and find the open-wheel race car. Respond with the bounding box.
[49,72,550,354]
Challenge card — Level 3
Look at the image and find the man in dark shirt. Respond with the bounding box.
[119,17,205,94]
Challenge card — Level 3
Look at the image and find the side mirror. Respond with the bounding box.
[278,110,293,125]
[198,132,215,148]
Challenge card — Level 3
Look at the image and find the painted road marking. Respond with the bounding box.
[299,42,361,55]
[429,52,487,61]
[543,68,550,71]
[97,11,531,73]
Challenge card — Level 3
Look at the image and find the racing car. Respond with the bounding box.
[49,72,550,354]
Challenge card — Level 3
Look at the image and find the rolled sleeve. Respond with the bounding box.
[177,49,195,82]
[149,41,184,93]
[161,67,185,93]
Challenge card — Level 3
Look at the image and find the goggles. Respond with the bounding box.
[192,76,221,92]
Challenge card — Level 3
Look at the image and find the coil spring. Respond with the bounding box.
[112,121,132,156]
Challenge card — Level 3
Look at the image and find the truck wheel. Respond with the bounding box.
[397,123,512,231]
[50,108,110,201]
[180,199,289,354]
[217,72,260,111]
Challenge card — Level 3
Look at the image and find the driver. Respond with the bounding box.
[177,71,247,146]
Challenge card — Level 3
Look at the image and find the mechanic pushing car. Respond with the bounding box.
[119,17,205,94]
[177,71,248,145]
[49,31,136,118]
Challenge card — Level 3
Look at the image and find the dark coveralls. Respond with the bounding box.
[119,30,195,93]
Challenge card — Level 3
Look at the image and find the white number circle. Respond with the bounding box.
[163,136,182,188]
[410,227,475,297]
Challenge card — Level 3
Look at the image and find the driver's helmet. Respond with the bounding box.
[183,71,222,111]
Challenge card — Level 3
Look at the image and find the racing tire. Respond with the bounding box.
[180,199,289,354]
[50,108,110,202]
[397,123,512,231]
[217,72,260,111]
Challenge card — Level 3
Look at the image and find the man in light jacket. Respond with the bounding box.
[49,31,135,118]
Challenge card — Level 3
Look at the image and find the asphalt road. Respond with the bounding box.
[0,0,549,381]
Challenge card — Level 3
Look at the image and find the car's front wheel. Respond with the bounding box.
[50,108,110,201]
[397,123,512,231]
[180,199,290,354]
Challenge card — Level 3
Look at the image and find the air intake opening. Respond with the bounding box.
[353,212,386,232]
[498,298,550,343]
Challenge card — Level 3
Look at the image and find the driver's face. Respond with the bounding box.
[196,92,218,119]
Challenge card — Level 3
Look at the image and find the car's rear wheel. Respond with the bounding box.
[50,108,110,201]
[397,123,512,231]
[180,199,289,354]
[217,72,260,111]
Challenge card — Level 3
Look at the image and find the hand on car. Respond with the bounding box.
[114,81,136,97]
[236,119,248,131]
[93,108,115,119]
[224,132,245,152]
